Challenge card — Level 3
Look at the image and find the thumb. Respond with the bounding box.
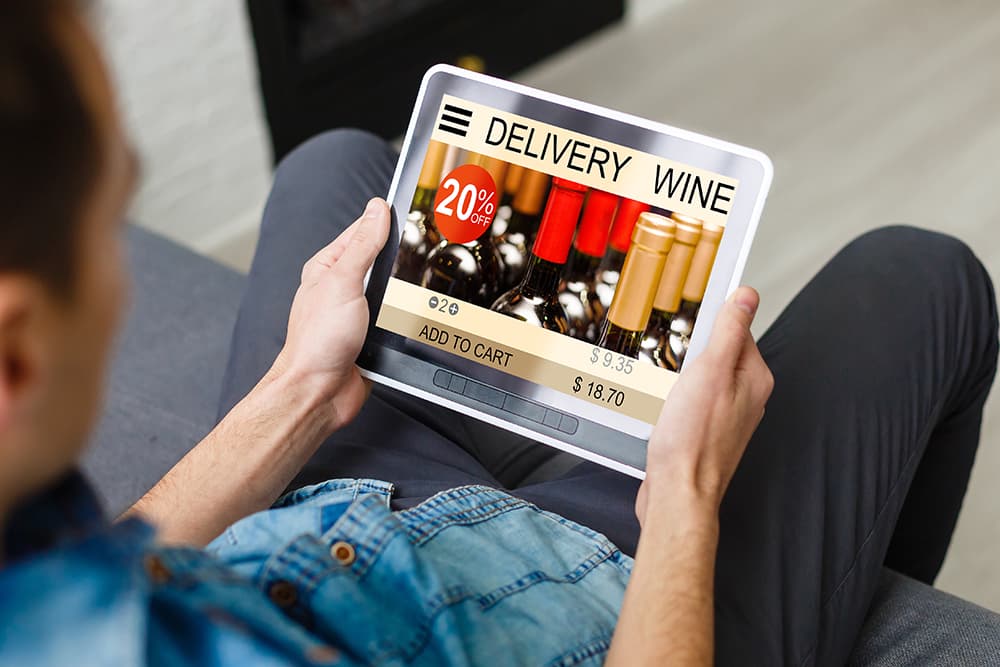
[706,287,759,368]
[333,198,391,280]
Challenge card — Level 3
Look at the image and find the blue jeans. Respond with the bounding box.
[218,129,998,665]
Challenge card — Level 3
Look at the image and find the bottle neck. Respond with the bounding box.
[506,208,539,237]
[564,247,602,283]
[675,298,701,324]
[467,222,493,246]
[529,179,586,266]
[597,320,643,358]
[599,247,627,276]
[647,307,673,337]
[519,254,563,297]
[412,186,436,216]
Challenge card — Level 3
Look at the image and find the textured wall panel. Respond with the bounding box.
[94,1,272,254]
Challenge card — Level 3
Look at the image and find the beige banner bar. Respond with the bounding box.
[376,278,677,424]
[431,95,738,226]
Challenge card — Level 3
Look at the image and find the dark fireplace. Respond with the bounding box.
[247,0,625,162]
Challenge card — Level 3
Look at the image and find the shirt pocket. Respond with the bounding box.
[400,490,628,607]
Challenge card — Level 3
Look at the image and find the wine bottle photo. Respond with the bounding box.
[558,189,620,342]
[597,212,676,358]
[594,197,651,312]
[419,154,508,307]
[491,178,588,333]
[666,221,723,369]
[493,168,551,290]
[393,139,449,283]
[639,214,703,369]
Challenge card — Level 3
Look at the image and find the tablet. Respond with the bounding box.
[359,65,772,479]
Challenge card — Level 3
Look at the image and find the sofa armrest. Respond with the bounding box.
[81,226,246,515]
[849,568,1000,665]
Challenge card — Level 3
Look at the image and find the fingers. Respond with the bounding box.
[723,288,774,409]
[301,198,390,285]
[706,286,760,369]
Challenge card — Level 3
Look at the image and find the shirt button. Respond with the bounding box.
[330,540,356,566]
[143,554,172,584]
[268,580,298,608]
[307,644,341,664]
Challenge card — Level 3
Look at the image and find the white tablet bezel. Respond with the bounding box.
[358,65,772,479]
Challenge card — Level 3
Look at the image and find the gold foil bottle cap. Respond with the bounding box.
[673,217,702,245]
[417,140,449,190]
[653,219,702,313]
[504,164,525,197]
[607,213,675,332]
[475,155,510,193]
[512,168,550,216]
[681,223,724,303]
[630,212,676,253]
[670,212,703,229]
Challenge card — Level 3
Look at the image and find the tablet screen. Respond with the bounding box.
[373,91,743,428]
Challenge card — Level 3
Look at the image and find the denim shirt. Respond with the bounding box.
[0,473,632,666]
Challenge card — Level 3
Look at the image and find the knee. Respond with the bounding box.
[847,225,997,342]
[846,226,988,286]
[273,128,393,186]
[847,225,971,264]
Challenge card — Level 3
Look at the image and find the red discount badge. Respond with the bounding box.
[433,164,498,244]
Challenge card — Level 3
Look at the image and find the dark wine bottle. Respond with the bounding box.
[597,213,676,358]
[557,189,620,341]
[594,198,651,312]
[500,163,525,208]
[491,163,525,239]
[664,221,723,369]
[493,168,550,290]
[491,178,588,332]
[419,155,508,307]
[638,216,702,369]
[393,140,448,283]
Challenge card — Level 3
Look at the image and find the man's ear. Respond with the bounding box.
[0,276,43,432]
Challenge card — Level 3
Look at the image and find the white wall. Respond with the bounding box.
[93,1,272,258]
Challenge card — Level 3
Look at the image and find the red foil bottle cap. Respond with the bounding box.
[608,198,651,253]
[574,190,621,259]
[532,178,587,264]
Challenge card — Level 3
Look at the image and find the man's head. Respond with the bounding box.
[0,1,137,514]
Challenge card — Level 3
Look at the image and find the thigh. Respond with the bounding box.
[714,227,997,665]
[218,128,399,417]
[518,226,997,666]
[217,129,497,495]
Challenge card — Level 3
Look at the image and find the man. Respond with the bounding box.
[1,1,997,665]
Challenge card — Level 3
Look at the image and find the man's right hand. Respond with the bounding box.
[126,198,392,546]
[636,286,774,527]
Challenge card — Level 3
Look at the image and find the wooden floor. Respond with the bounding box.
[513,0,1000,610]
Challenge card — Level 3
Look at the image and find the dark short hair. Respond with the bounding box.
[0,0,99,293]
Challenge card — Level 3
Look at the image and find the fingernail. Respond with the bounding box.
[364,198,381,218]
[731,292,757,315]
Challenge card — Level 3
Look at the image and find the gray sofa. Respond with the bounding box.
[82,226,1000,665]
